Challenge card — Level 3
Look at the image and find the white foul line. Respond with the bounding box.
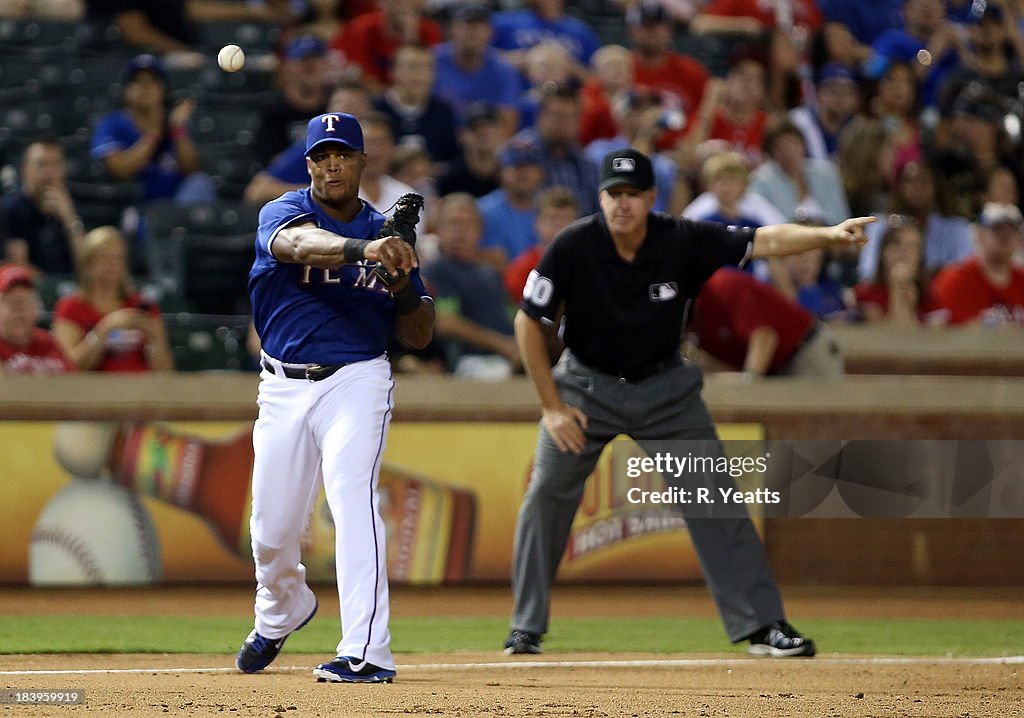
[0,656,1022,676]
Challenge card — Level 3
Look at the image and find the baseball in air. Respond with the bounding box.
[218,44,245,72]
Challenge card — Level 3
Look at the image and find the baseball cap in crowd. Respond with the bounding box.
[0,266,35,295]
[953,89,1005,123]
[626,0,668,26]
[979,202,1024,228]
[305,112,364,156]
[286,35,327,61]
[817,62,858,86]
[122,53,167,85]
[499,139,544,168]
[599,149,655,192]
[464,101,500,127]
[452,2,491,23]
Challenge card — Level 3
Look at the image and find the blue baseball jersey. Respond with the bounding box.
[249,188,427,364]
[91,111,183,201]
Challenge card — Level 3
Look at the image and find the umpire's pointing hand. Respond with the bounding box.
[542,404,589,455]
[365,235,418,280]
[830,216,876,247]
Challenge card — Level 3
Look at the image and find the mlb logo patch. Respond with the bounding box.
[612,157,636,173]
[648,282,678,302]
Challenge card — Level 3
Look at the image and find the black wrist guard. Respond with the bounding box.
[342,237,371,264]
[392,283,422,315]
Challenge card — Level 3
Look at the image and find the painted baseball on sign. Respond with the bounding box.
[29,479,161,586]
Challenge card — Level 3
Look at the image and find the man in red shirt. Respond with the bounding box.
[681,54,770,171]
[0,266,75,376]
[332,0,443,92]
[692,268,843,377]
[931,203,1024,326]
[628,1,710,151]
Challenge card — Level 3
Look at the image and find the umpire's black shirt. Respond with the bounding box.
[520,212,754,378]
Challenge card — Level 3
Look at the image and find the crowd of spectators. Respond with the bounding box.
[2,0,1024,377]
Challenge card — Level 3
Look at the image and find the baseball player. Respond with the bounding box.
[236,112,434,683]
[504,148,874,657]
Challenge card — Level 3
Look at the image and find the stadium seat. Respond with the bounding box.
[0,100,83,141]
[0,61,67,95]
[181,232,256,314]
[203,150,265,199]
[62,137,107,184]
[0,19,80,52]
[66,55,133,102]
[165,314,253,372]
[190,106,262,148]
[197,64,276,95]
[33,273,77,312]
[71,18,133,55]
[194,22,281,54]
[143,200,260,310]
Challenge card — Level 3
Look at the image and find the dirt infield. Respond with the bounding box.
[1,586,1022,717]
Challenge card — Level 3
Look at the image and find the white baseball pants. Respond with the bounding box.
[249,353,395,670]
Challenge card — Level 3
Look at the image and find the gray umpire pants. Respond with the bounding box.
[510,352,786,643]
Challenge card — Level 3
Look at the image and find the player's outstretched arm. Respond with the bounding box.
[272,224,417,276]
[751,216,876,258]
[515,311,588,455]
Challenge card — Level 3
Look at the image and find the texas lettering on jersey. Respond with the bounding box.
[250,187,428,364]
[298,262,391,295]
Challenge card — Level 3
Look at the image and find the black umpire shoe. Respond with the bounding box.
[747,620,816,657]
[503,629,542,655]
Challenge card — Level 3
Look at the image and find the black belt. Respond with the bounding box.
[262,359,347,381]
[589,354,684,383]
[617,355,683,383]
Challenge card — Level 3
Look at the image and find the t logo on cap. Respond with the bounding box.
[305,112,365,156]
[599,149,655,193]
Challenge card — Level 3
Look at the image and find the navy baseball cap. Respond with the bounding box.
[953,90,1004,122]
[499,139,544,168]
[286,35,327,60]
[817,62,857,86]
[464,101,500,127]
[122,54,166,84]
[305,112,364,156]
[452,2,491,22]
[599,149,654,192]
[626,0,668,26]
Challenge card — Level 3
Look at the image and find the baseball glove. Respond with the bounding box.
[375,192,425,286]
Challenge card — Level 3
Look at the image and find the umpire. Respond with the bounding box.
[505,148,873,657]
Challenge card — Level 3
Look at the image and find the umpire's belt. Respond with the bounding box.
[262,357,347,381]
[617,354,683,383]
[573,352,683,383]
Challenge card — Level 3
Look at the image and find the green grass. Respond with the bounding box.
[0,616,1022,656]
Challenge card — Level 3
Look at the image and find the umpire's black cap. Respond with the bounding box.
[599,149,655,192]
